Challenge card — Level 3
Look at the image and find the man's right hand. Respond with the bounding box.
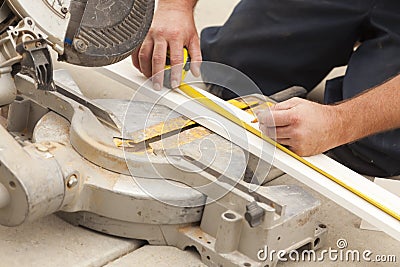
[131,0,201,90]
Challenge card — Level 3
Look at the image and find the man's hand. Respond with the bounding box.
[131,0,201,90]
[255,74,400,157]
[255,97,342,156]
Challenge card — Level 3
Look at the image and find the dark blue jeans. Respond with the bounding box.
[201,0,400,177]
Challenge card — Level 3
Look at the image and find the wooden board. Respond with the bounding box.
[360,178,400,231]
[100,61,400,241]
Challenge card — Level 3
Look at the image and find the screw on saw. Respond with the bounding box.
[61,7,69,14]
[73,39,88,53]
[66,174,79,188]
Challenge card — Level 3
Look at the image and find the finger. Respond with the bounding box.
[259,124,276,139]
[138,39,154,78]
[131,47,140,70]
[274,126,294,139]
[276,138,292,146]
[292,147,313,157]
[168,41,184,88]
[188,36,202,77]
[255,110,273,126]
[258,123,268,137]
[270,109,298,127]
[257,109,292,128]
[151,40,168,90]
[273,97,303,110]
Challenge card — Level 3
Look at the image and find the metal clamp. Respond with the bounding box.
[245,201,265,227]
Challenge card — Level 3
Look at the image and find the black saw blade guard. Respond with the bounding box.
[60,0,154,67]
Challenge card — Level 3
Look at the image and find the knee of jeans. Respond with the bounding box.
[200,27,229,63]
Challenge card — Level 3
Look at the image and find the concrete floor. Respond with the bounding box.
[0,1,398,267]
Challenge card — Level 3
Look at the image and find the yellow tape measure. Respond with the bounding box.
[177,81,400,221]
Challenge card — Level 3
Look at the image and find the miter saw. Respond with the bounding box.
[0,1,327,266]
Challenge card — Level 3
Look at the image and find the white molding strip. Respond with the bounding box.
[100,61,400,241]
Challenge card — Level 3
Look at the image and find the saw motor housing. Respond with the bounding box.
[0,0,154,104]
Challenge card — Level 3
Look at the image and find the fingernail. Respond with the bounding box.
[171,80,179,88]
[192,65,201,77]
[153,83,161,91]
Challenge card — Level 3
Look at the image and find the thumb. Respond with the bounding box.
[273,97,303,110]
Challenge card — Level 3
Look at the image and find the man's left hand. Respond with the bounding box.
[255,97,342,156]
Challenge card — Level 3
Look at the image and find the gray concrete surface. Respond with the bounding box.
[0,215,143,267]
[107,246,206,267]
